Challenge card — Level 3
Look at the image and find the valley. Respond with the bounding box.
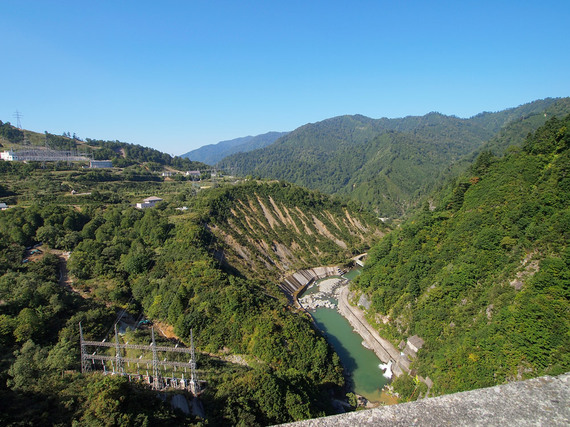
[0,99,569,425]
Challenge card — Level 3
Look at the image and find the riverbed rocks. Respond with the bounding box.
[298,277,348,310]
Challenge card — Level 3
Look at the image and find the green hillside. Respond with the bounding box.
[353,115,570,397]
[219,98,570,217]
[200,181,383,281]
[0,122,207,172]
[0,159,382,424]
[1,102,569,424]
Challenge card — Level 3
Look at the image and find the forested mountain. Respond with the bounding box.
[1,101,569,425]
[0,120,24,143]
[181,131,289,165]
[219,98,570,217]
[85,138,209,171]
[353,115,570,398]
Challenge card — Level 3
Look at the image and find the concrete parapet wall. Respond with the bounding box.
[280,373,570,426]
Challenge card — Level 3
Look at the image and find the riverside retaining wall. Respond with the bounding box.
[337,286,410,377]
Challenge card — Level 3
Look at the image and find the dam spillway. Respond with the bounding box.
[280,266,343,294]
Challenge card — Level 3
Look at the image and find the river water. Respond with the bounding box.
[302,270,389,402]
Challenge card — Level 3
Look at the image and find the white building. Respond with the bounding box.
[0,151,18,161]
[185,170,201,179]
[136,196,163,209]
[0,202,8,210]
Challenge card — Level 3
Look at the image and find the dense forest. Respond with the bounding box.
[354,115,570,397]
[0,121,24,143]
[0,165,378,424]
[219,98,570,217]
[85,138,208,171]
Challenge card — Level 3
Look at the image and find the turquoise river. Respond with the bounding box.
[304,270,389,402]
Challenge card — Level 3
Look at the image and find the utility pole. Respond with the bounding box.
[114,324,123,375]
[151,327,160,389]
[79,322,90,374]
[190,329,198,395]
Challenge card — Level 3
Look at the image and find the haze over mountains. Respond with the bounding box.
[181,131,288,165]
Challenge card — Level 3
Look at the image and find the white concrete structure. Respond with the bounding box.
[407,335,425,353]
[186,170,201,179]
[136,196,163,209]
[0,151,18,161]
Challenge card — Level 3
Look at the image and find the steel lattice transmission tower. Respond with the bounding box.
[13,110,23,129]
[79,322,200,393]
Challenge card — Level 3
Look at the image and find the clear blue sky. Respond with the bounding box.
[1,1,569,156]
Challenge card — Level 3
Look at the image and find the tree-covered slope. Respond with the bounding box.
[219,98,570,217]
[1,167,383,424]
[220,113,492,217]
[353,115,570,396]
[181,131,289,165]
[467,97,561,133]
[475,97,570,156]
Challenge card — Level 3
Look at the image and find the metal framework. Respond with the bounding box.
[13,110,22,129]
[79,322,200,394]
[8,148,90,162]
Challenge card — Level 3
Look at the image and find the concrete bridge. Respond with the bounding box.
[281,373,569,426]
[352,253,367,267]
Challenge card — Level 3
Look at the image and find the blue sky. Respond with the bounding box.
[1,1,569,156]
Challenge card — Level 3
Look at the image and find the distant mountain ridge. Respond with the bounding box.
[218,97,570,217]
[181,131,289,165]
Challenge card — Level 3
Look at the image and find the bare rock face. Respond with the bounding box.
[358,293,371,310]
